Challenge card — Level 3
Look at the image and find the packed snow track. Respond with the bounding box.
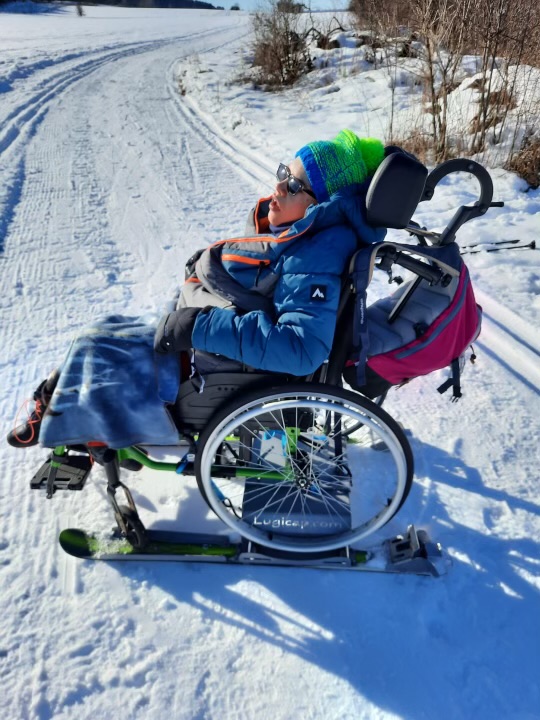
[1,7,539,720]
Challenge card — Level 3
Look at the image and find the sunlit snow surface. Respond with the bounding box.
[0,4,539,719]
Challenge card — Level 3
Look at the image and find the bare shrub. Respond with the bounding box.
[251,1,312,88]
[349,0,469,159]
[465,0,535,153]
[276,0,303,12]
[387,130,433,163]
[349,0,540,168]
[304,14,346,50]
[469,87,517,149]
[409,0,479,162]
[505,132,540,188]
[349,0,412,34]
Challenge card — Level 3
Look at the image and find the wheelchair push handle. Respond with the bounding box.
[422,158,493,205]
[420,158,503,246]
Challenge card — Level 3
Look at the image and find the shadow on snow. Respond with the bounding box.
[105,438,540,720]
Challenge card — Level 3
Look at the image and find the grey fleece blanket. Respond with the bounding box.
[40,316,181,449]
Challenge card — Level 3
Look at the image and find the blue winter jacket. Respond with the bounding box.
[189,184,385,376]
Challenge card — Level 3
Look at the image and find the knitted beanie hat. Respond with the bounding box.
[295,130,385,203]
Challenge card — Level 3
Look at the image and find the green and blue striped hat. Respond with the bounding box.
[295,130,385,203]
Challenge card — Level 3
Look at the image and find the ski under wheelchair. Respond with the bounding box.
[31,152,501,577]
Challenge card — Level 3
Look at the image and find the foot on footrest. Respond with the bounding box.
[31,452,93,492]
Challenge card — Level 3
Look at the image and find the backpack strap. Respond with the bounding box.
[437,345,478,401]
[437,358,462,401]
[349,245,382,386]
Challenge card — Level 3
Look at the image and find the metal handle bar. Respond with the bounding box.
[376,246,449,286]
[394,253,446,284]
[419,158,503,245]
[421,158,494,205]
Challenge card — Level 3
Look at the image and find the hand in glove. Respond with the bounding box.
[154,307,209,354]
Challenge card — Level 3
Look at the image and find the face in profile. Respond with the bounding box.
[268,157,316,226]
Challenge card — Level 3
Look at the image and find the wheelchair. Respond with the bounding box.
[34,152,499,557]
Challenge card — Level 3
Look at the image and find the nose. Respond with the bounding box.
[274,178,288,196]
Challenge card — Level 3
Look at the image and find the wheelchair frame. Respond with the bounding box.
[36,156,501,557]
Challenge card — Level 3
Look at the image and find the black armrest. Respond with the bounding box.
[376,245,448,285]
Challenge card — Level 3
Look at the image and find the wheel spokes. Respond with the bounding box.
[198,390,411,552]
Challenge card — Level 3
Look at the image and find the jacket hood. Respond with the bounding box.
[296,183,385,245]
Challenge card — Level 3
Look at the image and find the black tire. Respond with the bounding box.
[340,389,388,437]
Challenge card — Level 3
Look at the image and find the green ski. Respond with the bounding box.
[58,526,448,575]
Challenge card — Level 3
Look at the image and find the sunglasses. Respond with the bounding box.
[276,164,316,200]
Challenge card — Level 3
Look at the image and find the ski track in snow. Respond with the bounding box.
[0,16,264,720]
[1,8,539,720]
[0,22,249,252]
[475,287,540,394]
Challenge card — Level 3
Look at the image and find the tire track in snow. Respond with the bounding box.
[0,22,246,253]
[0,40,171,252]
[0,24,257,720]
[1,27,252,677]
[0,24,240,147]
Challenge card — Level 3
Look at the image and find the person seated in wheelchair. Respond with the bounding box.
[153,129,385,371]
[7,130,386,449]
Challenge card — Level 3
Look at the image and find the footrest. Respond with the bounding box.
[31,453,93,492]
[385,525,449,576]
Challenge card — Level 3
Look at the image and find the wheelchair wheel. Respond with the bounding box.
[340,390,388,437]
[195,383,413,553]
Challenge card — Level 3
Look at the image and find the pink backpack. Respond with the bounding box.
[343,241,481,400]
[338,149,496,400]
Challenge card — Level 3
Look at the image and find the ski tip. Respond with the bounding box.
[59,528,95,558]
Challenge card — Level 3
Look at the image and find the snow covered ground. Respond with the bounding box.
[0,4,539,719]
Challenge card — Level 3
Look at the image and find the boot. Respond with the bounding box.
[7,370,59,448]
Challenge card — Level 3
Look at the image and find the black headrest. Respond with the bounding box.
[365,150,428,229]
